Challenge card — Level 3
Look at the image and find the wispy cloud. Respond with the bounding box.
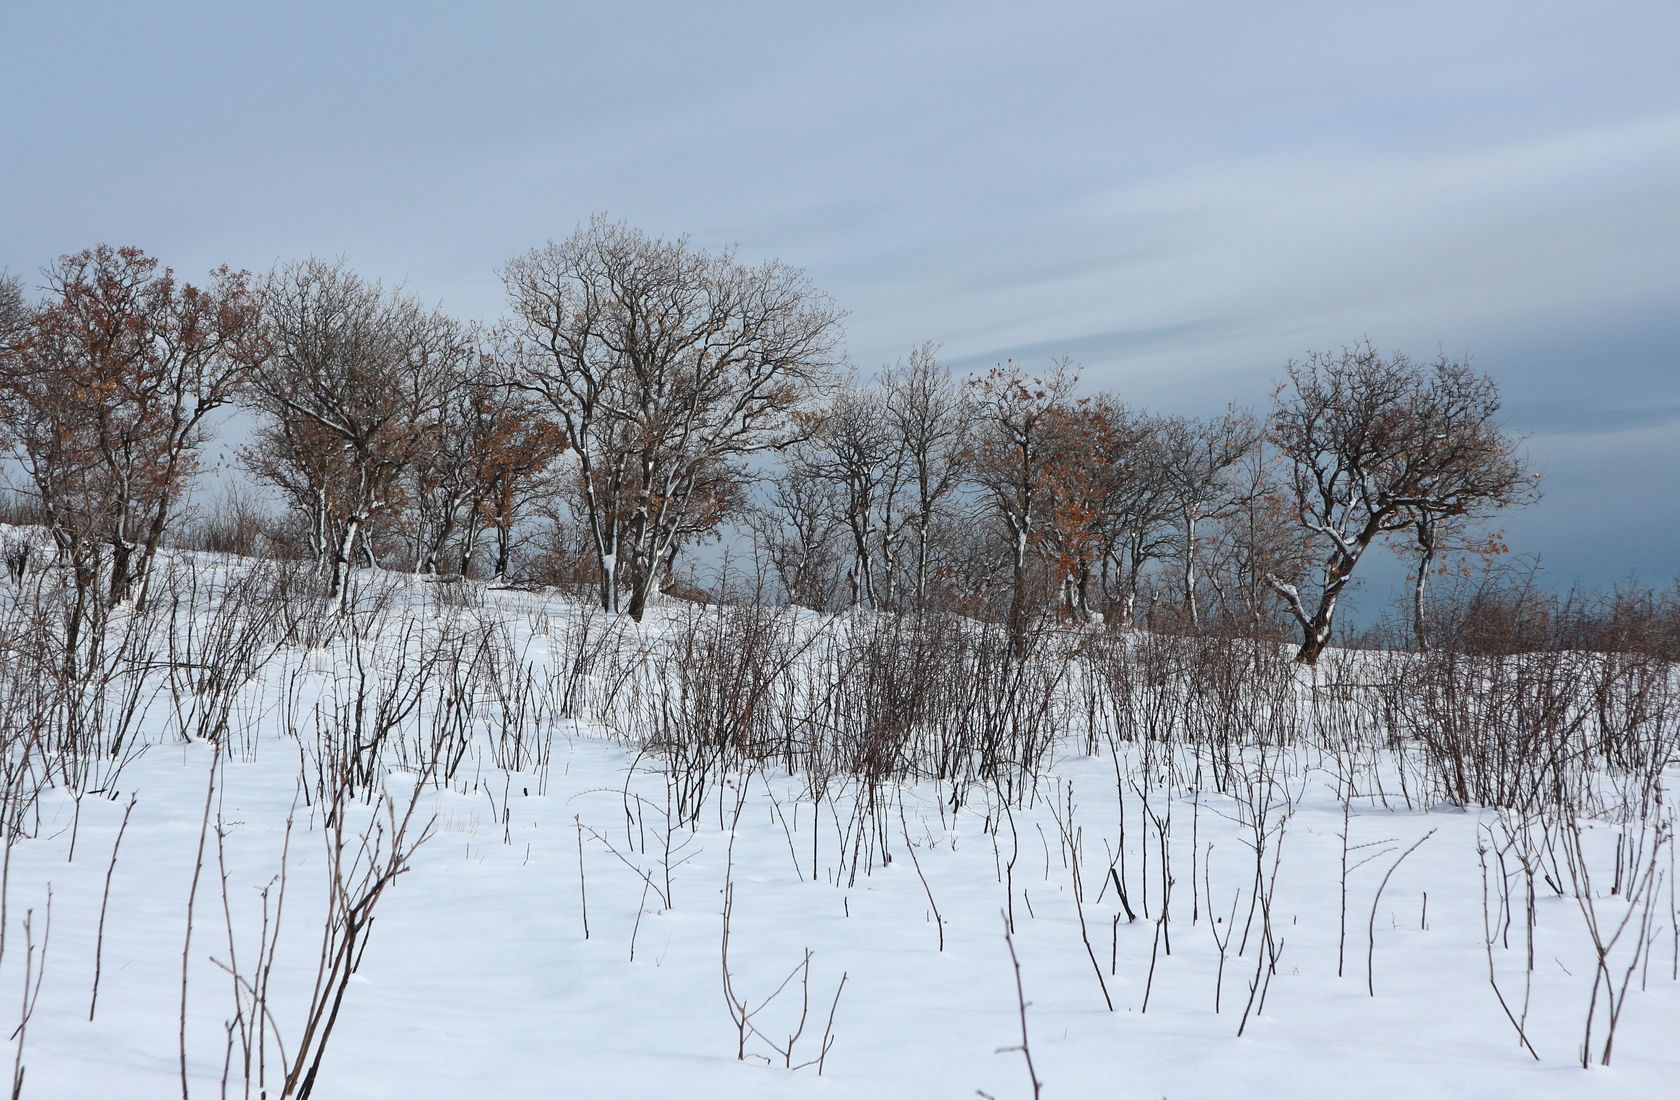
[2,0,1676,589]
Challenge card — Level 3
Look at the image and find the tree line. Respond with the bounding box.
[0,220,1539,663]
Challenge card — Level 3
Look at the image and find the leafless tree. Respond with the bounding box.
[966,361,1081,648]
[406,344,489,575]
[748,457,845,610]
[1157,408,1261,629]
[246,259,471,611]
[0,272,25,355]
[1398,465,1537,650]
[1265,345,1536,663]
[793,379,901,608]
[1091,411,1177,628]
[1200,440,1311,632]
[881,343,970,610]
[500,216,844,619]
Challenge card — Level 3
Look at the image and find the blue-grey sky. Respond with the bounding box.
[3,0,1677,598]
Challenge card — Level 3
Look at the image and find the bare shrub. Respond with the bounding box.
[172,487,274,560]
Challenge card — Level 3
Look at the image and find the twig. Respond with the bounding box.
[88,793,137,1021]
[1368,828,1437,997]
[995,909,1042,1100]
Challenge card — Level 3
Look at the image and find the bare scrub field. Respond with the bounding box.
[2,549,1676,1099]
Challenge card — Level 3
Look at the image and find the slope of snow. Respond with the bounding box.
[2,565,1676,1098]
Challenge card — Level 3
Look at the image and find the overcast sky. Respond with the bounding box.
[3,0,1676,602]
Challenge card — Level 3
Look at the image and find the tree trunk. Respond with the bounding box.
[1123,545,1147,632]
[1182,511,1198,630]
[108,536,135,605]
[310,492,324,564]
[627,572,650,621]
[457,521,481,577]
[1293,562,1351,665]
[1007,526,1029,656]
[62,554,96,680]
[494,525,511,583]
[623,532,659,621]
[424,503,459,575]
[848,510,873,609]
[133,485,179,611]
[915,518,934,611]
[1295,604,1336,665]
[599,551,617,614]
[329,517,359,613]
[1412,520,1436,651]
[1280,526,1379,665]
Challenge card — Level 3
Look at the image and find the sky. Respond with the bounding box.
[2,0,1677,604]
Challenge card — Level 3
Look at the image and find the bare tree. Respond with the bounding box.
[1090,411,1177,628]
[500,216,844,619]
[966,360,1081,649]
[0,272,25,355]
[747,463,845,609]
[793,380,900,608]
[1200,440,1312,632]
[1399,477,1535,651]
[1265,345,1536,664]
[247,259,470,611]
[243,409,352,567]
[1157,408,1261,630]
[407,347,489,575]
[882,343,970,611]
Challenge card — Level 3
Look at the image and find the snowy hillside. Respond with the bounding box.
[2,551,1677,1099]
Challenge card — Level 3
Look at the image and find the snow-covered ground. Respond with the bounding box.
[3,558,1677,1098]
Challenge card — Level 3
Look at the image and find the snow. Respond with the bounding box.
[2,559,1677,1098]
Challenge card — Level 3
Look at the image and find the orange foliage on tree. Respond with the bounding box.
[0,245,263,615]
[469,389,568,580]
[1035,398,1130,620]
